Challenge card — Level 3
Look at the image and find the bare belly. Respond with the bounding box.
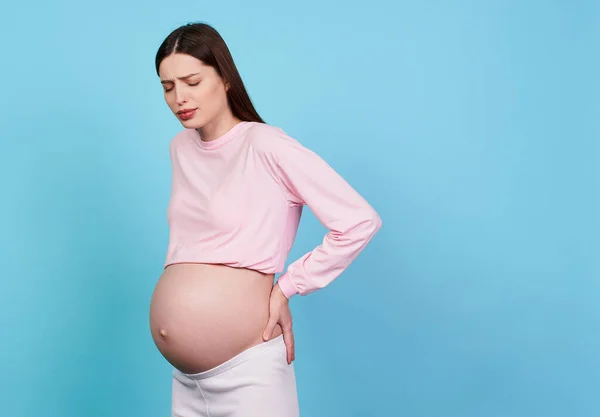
[149,263,283,374]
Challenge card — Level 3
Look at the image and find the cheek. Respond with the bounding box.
[198,84,228,113]
[164,94,177,111]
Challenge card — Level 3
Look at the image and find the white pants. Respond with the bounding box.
[171,334,299,417]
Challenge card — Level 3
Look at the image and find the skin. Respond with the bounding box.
[157,52,296,364]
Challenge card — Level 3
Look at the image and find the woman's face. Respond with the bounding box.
[158,53,230,128]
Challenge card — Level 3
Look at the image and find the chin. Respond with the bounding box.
[179,117,205,129]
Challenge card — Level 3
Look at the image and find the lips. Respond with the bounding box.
[178,109,197,120]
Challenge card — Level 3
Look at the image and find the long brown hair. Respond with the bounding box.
[155,22,265,124]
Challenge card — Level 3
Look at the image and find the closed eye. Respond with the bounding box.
[164,81,200,93]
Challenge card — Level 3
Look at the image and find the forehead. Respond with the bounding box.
[159,53,211,79]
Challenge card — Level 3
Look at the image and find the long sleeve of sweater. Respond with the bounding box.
[258,128,382,298]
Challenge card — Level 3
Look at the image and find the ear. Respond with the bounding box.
[225,81,231,91]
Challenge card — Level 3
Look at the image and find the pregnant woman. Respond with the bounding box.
[148,22,382,417]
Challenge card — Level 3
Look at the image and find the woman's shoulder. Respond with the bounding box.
[244,122,302,155]
[169,128,195,149]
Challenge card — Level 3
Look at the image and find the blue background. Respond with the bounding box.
[1,1,598,416]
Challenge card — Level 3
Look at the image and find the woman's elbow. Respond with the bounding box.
[354,209,382,239]
[370,210,382,235]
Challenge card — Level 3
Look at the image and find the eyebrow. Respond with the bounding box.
[160,73,201,84]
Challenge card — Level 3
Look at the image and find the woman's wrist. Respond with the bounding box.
[276,273,298,299]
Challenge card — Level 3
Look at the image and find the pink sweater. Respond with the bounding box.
[165,121,382,299]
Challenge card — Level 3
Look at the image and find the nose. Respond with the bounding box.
[175,87,187,105]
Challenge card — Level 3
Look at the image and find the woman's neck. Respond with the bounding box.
[197,113,242,143]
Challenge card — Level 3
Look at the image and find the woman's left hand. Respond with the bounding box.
[263,282,295,364]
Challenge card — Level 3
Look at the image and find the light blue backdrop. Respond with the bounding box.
[1,1,598,416]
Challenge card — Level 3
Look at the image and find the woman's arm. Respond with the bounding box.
[258,127,382,299]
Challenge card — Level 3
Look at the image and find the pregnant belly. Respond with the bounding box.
[149,263,283,374]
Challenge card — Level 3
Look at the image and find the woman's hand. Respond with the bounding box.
[263,282,295,364]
